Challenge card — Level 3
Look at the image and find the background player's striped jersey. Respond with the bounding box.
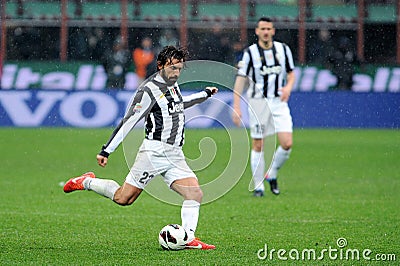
[102,74,210,154]
[237,41,295,99]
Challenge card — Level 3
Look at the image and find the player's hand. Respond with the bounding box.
[232,108,242,127]
[97,154,108,167]
[206,86,218,95]
[279,86,291,102]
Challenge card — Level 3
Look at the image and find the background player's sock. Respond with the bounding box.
[84,178,120,200]
[251,150,265,191]
[181,200,200,240]
[268,146,291,179]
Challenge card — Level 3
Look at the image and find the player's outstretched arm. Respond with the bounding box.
[97,89,153,166]
[183,87,218,109]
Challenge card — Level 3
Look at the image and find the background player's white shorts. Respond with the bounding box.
[248,97,293,139]
[125,139,197,189]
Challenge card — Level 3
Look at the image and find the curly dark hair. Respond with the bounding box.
[156,46,189,70]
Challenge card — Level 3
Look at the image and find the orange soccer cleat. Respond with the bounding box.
[185,238,215,250]
[63,172,95,193]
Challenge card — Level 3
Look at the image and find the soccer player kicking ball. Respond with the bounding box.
[63,46,217,250]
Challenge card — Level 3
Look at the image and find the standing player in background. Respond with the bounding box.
[63,46,217,249]
[232,17,295,197]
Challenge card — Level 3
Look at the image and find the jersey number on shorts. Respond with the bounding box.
[255,124,265,134]
[139,171,154,185]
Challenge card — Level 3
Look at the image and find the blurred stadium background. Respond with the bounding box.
[1,0,399,62]
[0,0,399,128]
[1,3,399,263]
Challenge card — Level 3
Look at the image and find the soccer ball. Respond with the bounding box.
[158,224,188,250]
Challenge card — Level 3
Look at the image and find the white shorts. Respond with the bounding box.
[248,97,293,139]
[125,139,196,189]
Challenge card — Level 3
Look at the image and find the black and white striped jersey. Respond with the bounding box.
[237,41,295,99]
[101,74,211,155]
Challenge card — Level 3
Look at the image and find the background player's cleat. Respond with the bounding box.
[253,189,264,197]
[185,238,215,250]
[63,172,95,193]
[266,178,280,195]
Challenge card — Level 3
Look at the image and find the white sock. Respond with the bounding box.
[181,200,200,241]
[84,178,120,200]
[251,150,265,191]
[268,146,291,179]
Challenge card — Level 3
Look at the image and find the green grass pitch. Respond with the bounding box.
[0,128,399,265]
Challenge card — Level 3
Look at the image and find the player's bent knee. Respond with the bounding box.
[114,196,136,206]
[282,142,292,151]
[113,191,140,206]
[113,196,132,206]
[112,183,142,206]
[279,139,292,150]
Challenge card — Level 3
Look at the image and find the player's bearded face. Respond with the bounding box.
[160,58,184,85]
[256,21,275,44]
